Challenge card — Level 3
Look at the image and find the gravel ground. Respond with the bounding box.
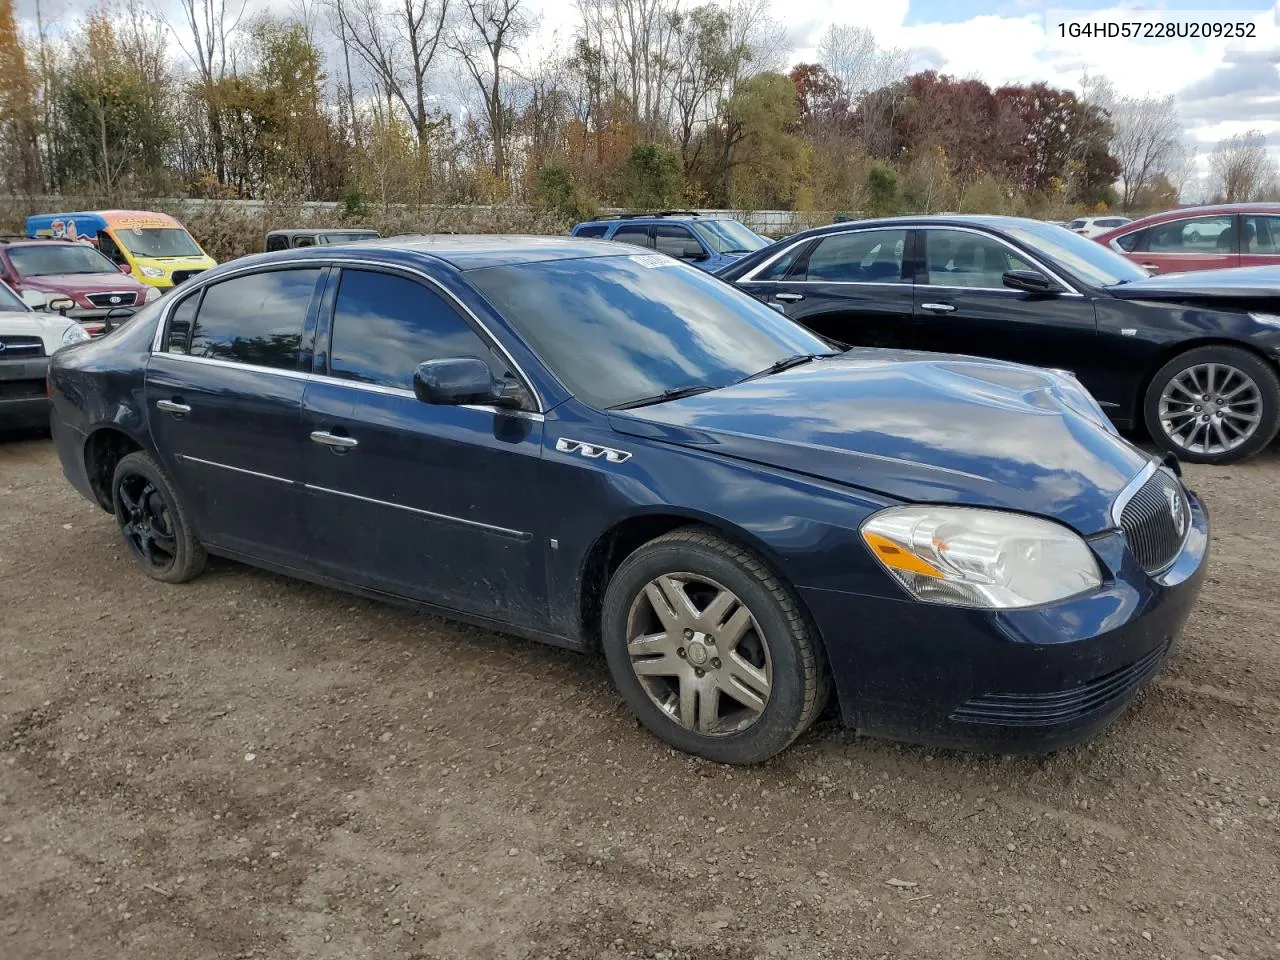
[2,434,1278,960]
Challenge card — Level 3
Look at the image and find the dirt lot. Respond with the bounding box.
[2,435,1278,960]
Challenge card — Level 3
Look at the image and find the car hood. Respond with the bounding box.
[0,310,71,353]
[608,351,1151,534]
[22,273,147,294]
[1106,264,1280,300]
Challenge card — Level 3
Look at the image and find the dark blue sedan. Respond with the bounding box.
[48,236,1209,763]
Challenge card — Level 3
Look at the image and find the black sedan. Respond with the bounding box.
[720,216,1280,464]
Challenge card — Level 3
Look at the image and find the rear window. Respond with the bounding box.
[178,268,321,369]
[574,224,609,239]
[1068,219,1087,230]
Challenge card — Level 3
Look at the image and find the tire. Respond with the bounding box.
[600,526,829,764]
[111,451,207,583]
[1143,345,1280,465]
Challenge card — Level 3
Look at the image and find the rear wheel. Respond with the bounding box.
[1144,345,1280,464]
[600,526,828,764]
[112,451,206,583]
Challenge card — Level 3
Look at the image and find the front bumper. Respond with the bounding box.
[0,356,51,429]
[801,491,1209,752]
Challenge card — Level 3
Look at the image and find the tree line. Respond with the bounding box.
[0,0,1275,219]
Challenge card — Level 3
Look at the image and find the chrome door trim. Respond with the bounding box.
[148,255,546,412]
[148,352,547,422]
[177,455,294,486]
[304,483,532,541]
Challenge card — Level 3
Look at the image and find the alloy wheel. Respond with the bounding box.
[115,472,178,572]
[625,573,773,736]
[1158,362,1263,456]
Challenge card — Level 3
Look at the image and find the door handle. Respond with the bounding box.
[1140,263,1160,274]
[155,399,191,415]
[920,302,956,313]
[774,292,804,303]
[310,430,358,450]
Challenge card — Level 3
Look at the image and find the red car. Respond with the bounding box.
[0,238,155,335]
[1095,202,1280,275]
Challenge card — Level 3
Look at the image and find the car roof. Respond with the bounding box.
[232,234,627,272]
[267,228,379,237]
[0,237,89,248]
[768,214,1051,241]
[580,213,733,225]
[1113,202,1280,231]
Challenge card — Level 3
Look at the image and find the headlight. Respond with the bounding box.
[144,286,163,302]
[861,506,1102,609]
[60,323,90,346]
[1250,313,1280,327]
[139,265,166,279]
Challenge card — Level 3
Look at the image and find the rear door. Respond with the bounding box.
[736,227,915,348]
[608,223,654,249]
[1123,214,1240,275]
[145,266,324,565]
[300,266,547,625]
[912,227,1100,380]
[1240,214,1280,269]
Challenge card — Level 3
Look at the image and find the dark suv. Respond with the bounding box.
[570,212,770,272]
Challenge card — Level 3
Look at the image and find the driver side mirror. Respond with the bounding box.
[413,357,526,409]
[1002,269,1063,296]
[680,241,709,262]
[117,262,132,275]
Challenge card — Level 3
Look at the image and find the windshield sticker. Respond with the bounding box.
[630,254,674,268]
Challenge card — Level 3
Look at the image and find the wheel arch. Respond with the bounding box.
[575,507,831,674]
[82,426,145,511]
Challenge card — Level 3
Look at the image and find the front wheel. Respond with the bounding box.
[111,451,207,583]
[600,526,829,764]
[1143,345,1280,464]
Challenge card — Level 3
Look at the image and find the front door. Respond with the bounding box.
[912,228,1101,387]
[145,266,325,564]
[300,266,547,626]
[736,227,915,348]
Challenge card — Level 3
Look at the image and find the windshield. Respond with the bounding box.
[693,220,770,254]
[8,243,119,277]
[1000,221,1149,287]
[0,281,27,312]
[116,227,202,258]
[468,253,831,410]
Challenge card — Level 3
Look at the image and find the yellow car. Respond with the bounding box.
[26,209,217,291]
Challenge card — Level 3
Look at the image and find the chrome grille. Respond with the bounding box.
[0,335,44,357]
[171,269,206,285]
[1119,468,1189,574]
[86,291,138,307]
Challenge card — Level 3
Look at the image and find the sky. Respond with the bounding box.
[16,0,1280,184]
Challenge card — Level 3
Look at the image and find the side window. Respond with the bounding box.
[1114,229,1144,253]
[653,224,699,258]
[1243,216,1280,254]
[575,224,609,239]
[265,235,288,252]
[163,292,200,354]
[923,230,1034,288]
[188,268,321,369]
[754,242,808,281]
[97,231,125,264]
[294,236,315,247]
[611,225,652,248]
[802,229,907,283]
[1147,216,1233,253]
[328,269,507,390]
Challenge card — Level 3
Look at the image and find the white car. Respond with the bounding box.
[1067,216,1132,238]
[0,282,90,431]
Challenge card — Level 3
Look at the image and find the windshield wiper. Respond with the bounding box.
[741,353,837,382]
[609,384,716,410]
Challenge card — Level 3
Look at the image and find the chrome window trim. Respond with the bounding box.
[737,235,818,282]
[741,279,912,289]
[150,351,546,422]
[1109,458,1160,529]
[148,256,546,413]
[919,225,1081,296]
[304,483,531,541]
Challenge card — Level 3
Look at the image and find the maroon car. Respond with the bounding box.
[0,238,154,335]
[1095,202,1280,275]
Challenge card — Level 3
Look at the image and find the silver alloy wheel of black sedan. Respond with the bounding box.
[1158,361,1263,456]
[625,572,774,736]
